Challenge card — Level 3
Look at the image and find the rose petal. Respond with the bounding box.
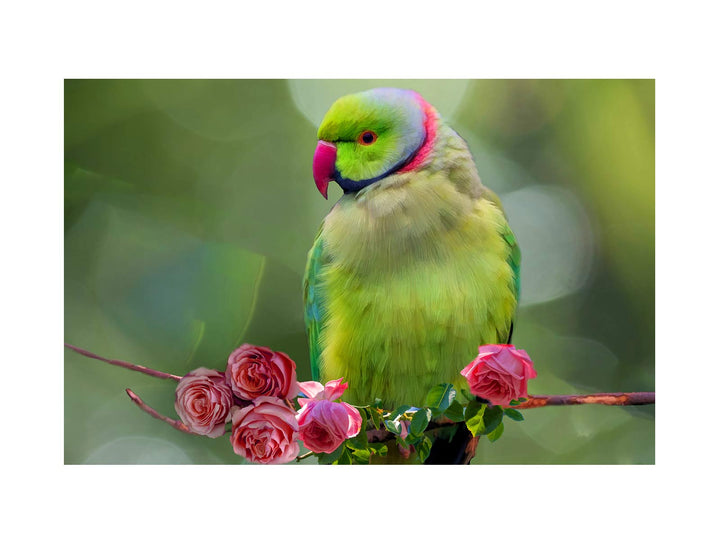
[230,397,299,464]
[298,381,325,400]
[461,344,537,405]
[175,368,234,438]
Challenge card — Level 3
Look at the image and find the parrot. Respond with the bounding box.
[303,88,520,463]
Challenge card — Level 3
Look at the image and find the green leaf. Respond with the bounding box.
[370,408,383,431]
[482,405,504,435]
[346,431,368,451]
[388,405,411,420]
[444,400,466,422]
[487,421,505,443]
[410,408,431,436]
[337,446,353,465]
[464,400,484,420]
[384,419,402,435]
[352,448,371,464]
[404,433,423,446]
[504,408,524,422]
[461,389,476,402]
[317,443,345,465]
[415,436,433,463]
[464,401,486,437]
[424,383,456,412]
[368,443,388,457]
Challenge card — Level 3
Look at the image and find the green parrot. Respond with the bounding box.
[304,88,520,424]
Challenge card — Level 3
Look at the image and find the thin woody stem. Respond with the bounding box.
[366,392,654,443]
[65,344,655,445]
[296,451,314,462]
[512,392,655,409]
[125,388,194,434]
[64,343,182,381]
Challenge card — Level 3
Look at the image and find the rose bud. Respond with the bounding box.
[295,378,362,454]
[174,367,234,438]
[460,344,537,406]
[230,397,300,464]
[225,344,299,401]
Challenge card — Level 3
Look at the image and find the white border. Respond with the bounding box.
[3,0,717,538]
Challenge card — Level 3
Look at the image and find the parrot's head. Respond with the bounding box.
[312,88,438,198]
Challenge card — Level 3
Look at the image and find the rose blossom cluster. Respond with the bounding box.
[174,344,299,464]
[173,343,362,464]
[173,341,537,464]
[461,344,537,406]
[296,378,362,454]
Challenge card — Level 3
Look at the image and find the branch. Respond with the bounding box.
[64,343,182,381]
[65,344,654,445]
[296,451,314,462]
[513,392,655,409]
[125,388,193,434]
[365,392,655,443]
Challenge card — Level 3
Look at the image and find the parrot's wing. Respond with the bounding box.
[481,188,521,343]
[303,222,330,381]
[501,222,521,344]
[502,222,521,304]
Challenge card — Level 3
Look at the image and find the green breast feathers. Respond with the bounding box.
[304,88,519,408]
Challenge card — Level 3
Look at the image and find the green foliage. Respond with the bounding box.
[352,448,371,464]
[410,408,432,436]
[482,406,504,435]
[487,422,505,443]
[369,407,383,431]
[338,446,353,465]
[504,408,525,422]
[383,404,410,435]
[346,421,368,452]
[415,436,433,463]
[389,405,412,419]
[384,419,403,435]
[317,443,345,465]
[368,443,388,457]
[424,384,456,413]
[464,401,487,437]
[461,401,506,439]
[443,400,466,422]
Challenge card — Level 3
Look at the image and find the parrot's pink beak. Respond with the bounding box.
[312,140,337,199]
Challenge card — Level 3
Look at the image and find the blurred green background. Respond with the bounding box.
[64,80,654,464]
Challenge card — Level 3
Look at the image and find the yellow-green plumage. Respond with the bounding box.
[304,90,519,409]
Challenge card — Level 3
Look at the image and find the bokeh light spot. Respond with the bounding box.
[502,185,595,306]
[288,79,470,127]
[84,436,192,464]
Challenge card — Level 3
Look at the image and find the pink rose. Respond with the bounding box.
[296,378,362,454]
[230,397,300,464]
[174,367,234,438]
[225,344,299,401]
[460,344,537,406]
[297,378,348,406]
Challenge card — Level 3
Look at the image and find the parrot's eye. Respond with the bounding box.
[358,130,378,145]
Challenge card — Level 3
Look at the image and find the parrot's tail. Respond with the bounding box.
[424,424,478,465]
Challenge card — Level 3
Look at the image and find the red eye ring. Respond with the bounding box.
[358,130,378,145]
